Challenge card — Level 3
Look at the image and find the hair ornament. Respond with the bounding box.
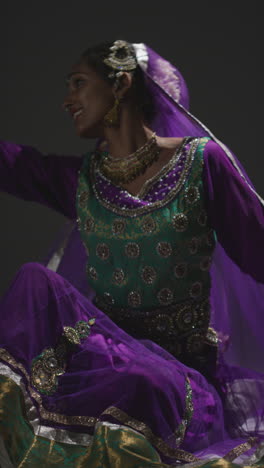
[103,40,138,78]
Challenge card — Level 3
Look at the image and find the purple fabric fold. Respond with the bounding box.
[203,140,264,284]
[1,41,264,464]
[0,261,228,463]
[0,141,82,219]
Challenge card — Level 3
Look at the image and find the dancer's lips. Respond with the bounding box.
[72,108,83,120]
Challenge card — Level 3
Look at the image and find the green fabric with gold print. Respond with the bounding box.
[76,137,215,310]
[76,137,217,360]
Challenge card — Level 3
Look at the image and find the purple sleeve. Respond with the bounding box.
[0,141,83,219]
[202,139,264,283]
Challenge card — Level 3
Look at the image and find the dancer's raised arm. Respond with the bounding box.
[0,140,83,219]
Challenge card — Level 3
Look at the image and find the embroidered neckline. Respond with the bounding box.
[137,136,192,198]
[94,136,192,199]
[89,137,200,217]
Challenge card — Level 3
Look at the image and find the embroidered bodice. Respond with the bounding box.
[76,137,218,367]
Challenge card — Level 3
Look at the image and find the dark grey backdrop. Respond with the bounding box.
[0,2,261,295]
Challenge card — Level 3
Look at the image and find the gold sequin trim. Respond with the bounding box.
[78,189,89,208]
[87,266,98,281]
[148,313,173,334]
[112,218,126,235]
[174,378,194,447]
[31,319,96,395]
[156,241,172,258]
[189,282,203,299]
[85,216,95,233]
[172,213,188,232]
[127,291,141,307]
[0,349,98,426]
[0,349,199,462]
[125,242,140,258]
[175,304,198,331]
[223,437,258,462]
[174,263,188,278]
[112,268,125,285]
[95,295,211,357]
[157,288,173,305]
[141,266,157,285]
[31,348,64,396]
[140,215,157,234]
[101,378,197,462]
[136,137,190,199]
[205,327,219,346]
[185,185,200,204]
[96,243,110,260]
[102,292,115,305]
[90,138,200,217]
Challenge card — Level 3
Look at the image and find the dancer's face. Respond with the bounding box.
[63,61,115,138]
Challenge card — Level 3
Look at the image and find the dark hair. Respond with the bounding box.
[80,40,156,125]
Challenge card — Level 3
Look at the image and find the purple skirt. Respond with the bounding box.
[0,262,263,465]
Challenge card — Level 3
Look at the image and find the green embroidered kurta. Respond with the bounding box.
[76,137,218,365]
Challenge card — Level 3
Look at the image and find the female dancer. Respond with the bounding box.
[0,40,263,467]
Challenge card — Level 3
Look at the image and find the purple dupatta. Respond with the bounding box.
[46,43,264,376]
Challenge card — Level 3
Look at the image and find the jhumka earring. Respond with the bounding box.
[102,40,138,128]
[103,95,122,127]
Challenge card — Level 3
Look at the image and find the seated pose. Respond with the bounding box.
[0,39,263,467]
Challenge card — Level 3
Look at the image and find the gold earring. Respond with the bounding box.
[103,96,121,127]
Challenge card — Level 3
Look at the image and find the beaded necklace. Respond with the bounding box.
[99,132,161,184]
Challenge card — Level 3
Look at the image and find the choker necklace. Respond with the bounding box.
[99,132,161,185]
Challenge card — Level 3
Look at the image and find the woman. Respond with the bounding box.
[0,39,263,467]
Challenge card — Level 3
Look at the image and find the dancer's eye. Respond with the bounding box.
[74,78,85,88]
[65,75,86,89]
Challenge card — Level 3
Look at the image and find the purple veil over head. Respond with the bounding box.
[45,42,264,378]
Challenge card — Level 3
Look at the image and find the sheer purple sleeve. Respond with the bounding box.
[0,141,83,219]
[202,139,264,283]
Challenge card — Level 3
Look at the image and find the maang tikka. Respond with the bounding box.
[102,40,138,127]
